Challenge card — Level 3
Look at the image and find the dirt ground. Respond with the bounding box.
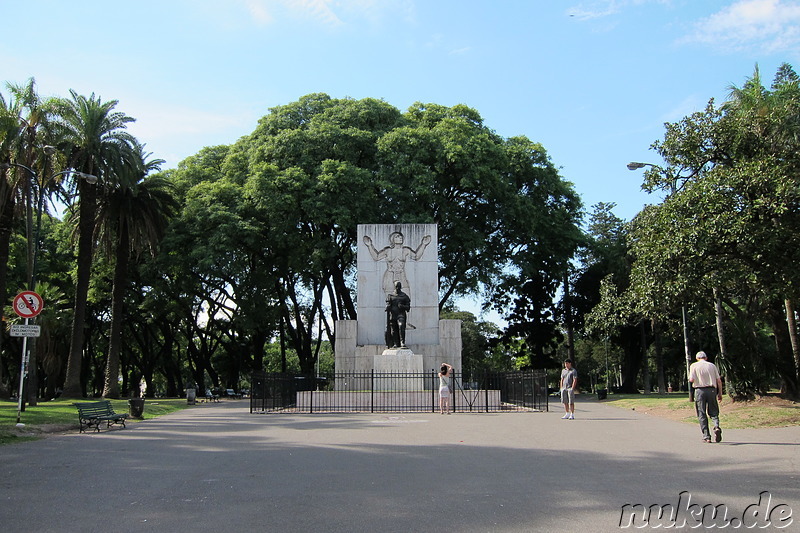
[628,393,800,427]
[7,423,74,437]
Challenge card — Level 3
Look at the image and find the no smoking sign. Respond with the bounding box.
[13,291,44,319]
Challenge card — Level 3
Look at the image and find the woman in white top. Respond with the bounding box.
[438,363,453,414]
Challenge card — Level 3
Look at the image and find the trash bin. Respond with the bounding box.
[128,398,145,418]
[597,388,608,400]
[186,387,196,405]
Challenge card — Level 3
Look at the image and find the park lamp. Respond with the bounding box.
[626,161,685,194]
[72,171,98,184]
[1,162,98,187]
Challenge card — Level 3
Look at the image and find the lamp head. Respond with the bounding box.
[627,162,646,171]
[75,171,99,185]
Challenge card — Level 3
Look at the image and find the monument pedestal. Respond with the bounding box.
[334,319,462,391]
[374,348,424,390]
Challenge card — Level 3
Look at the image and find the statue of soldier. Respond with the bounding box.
[385,281,411,348]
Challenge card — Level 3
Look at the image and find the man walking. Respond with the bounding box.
[688,351,724,443]
[560,359,578,420]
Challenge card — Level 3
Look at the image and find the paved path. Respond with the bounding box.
[1,397,798,532]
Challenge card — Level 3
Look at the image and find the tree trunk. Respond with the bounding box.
[713,287,732,398]
[159,322,180,396]
[103,224,129,398]
[251,329,268,372]
[0,186,16,399]
[766,300,799,400]
[62,180,98,398]
[25,348,38,406]
[652,319,666,394]
[619,324,644,393]
[564,271,575,362]
[682,306,694,401]
[280,322,287,373]
[331,265,356,320]
[785,298,800,393]
[641,321,650,395]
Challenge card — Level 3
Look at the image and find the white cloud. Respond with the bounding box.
[245,0,275,25]
[680,0,800,54]
[566,0,668,21]
[567,1,622,21]
[449,46,472,56]
[285,0,343,27]
[125,101,259,168]
[661,94,709,123]
[242,0,414,28]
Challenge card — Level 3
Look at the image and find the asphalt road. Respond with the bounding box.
[2,397,798,532]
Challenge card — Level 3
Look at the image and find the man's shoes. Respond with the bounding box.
[714,426,722,443]
[703,437,712,443]
[568,414,574,420]
[561,414,570,419]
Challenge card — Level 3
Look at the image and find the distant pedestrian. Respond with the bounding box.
[560,359,578,420]
[438,363,453,414]
[688,351,724,443]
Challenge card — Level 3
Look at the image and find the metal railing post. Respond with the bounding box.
[485,370,489,412]
[430,370,435,413]
[309,376,314,414]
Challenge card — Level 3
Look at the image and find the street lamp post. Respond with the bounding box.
[627,161,693,401]
[1,160,97,424]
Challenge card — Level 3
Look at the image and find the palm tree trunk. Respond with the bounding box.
[62,180,97,398]
[103,223,129,398]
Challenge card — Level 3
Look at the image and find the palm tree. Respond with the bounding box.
[0,78,60,403]
[0,87,19,399]
[93,143,177,398]
[52,90,138,398]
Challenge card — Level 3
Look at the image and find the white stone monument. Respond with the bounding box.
[334,223,462,390]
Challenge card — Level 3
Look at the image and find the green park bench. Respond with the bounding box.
[74,400,128,433]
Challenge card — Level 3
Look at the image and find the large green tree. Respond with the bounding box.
[162,94,583,375]
[623,64,800,399]
[578,203,660,393]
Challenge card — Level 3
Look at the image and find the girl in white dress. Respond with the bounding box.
[438,363,453,414]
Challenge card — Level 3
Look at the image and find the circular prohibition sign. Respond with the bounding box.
[13,291,44,319]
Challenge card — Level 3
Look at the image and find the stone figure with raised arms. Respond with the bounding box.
[363,231,431,297]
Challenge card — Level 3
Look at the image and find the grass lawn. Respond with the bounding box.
[0,398,190,446]
[600,392,800,429]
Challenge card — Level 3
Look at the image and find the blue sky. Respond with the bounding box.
[3,0,799,223]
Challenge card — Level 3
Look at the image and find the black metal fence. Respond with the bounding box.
[250,370,548,414]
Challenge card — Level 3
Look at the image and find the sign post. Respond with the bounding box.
[12,291,44,425]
